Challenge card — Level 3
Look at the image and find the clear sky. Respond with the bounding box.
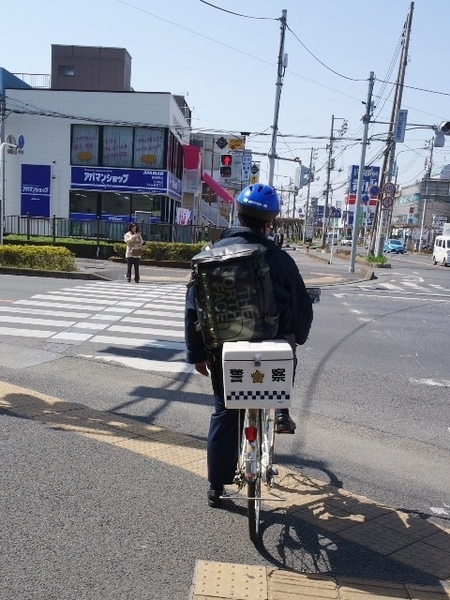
[2,0,450,212]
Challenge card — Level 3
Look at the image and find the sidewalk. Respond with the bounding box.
[0,245,375,287]
[70,247,375,287]
[1,379,449,599]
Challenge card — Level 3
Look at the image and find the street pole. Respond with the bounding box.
[0,142,18,245]
[372,2,414,256]
[419,140,433,252]
[349,72,375,273]
[321,115,335,246]
[303,147,314,241]
[268,9,287,188]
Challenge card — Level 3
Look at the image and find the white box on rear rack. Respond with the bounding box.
[222,340,294,409]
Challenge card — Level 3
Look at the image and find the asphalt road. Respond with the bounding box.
[0,251,449,599]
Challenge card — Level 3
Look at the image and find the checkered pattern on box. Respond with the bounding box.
[226,390,290,401]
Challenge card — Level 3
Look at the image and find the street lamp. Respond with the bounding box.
[0,142,18,245]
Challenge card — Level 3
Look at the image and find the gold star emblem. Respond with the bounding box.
[251,370,265,384]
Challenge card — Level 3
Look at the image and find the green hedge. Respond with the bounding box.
[0,245,77,271]
[113,241,204,261]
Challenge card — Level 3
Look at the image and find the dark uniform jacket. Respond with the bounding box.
[185,227,313,365]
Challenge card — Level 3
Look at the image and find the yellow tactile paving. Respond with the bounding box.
[1,379,450,585]
[268,570,339,599]
[191,560,267,599]
[190,562,450,600]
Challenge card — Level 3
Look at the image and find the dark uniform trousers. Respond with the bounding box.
[207,350,243,489]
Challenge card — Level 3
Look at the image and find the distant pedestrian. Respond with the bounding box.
[274,227,284,248]
[124,223,143,283]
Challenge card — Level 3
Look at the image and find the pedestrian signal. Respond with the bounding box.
[220,154,233,178]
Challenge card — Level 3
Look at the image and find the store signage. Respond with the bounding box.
[348,165,380,196]
[71,167,182,200]
[21,164,51,217]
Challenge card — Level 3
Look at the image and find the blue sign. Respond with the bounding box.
[71,166,182,200]
[18,135,25,149]
[21,164,51,217]
[348,165,380,196]
[394,109,408,143]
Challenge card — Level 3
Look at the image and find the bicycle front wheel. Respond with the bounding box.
[247,409,262,544]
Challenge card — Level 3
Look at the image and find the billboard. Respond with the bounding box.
[347,165,380,198]
[21,164,51,217]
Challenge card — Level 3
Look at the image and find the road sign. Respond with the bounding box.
[251,163,259,175]
[369,185,379,196]
[216,137,228,150]
[394,109,408,143]
[383,182,395,194]
[361,194,369,204]
[382,196,393,209]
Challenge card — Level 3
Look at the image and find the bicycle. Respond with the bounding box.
[222,287,321,543]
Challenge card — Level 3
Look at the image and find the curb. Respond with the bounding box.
[305,251,376,281]
[0,266,110,280]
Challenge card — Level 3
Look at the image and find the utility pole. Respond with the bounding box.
[321,115,335,246]
[418,139,434,252]
[371,2,414,256]
[303,147,315,240]
[349,72,375,273]
[268,9,287,187]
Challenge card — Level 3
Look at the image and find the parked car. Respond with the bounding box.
[341,236,353,246]
[432,235,450,266]
[383,239,405,254]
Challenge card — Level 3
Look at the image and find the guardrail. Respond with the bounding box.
[4,215,225,244]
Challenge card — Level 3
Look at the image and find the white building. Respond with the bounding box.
[1,46,191,236]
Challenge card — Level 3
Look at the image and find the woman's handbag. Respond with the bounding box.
[131,247,142,257]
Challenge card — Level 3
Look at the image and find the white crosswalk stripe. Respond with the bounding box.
[356,280,450,296]
[0,281,191,372]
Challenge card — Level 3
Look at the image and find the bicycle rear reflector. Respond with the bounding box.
[245,426,258,442]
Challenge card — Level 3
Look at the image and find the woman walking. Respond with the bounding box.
[124,223,143,283]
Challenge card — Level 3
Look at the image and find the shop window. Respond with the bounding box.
[69,191,99,217]
[103,126,133,168]
[101,192,131,218]
[71,125,99,166]
[131,194,161,220]
[133,128,165,169]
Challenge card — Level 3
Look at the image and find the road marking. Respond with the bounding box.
[31,294,119,305]
[78,353,193,373]
[380,283,403,290]
[107,324,184,338]
[50,332,93,342]
[0,327,55,338]
[0,315,75,327]
[0,305,93,319]
[89,335,185,350]
[410,378,450,387]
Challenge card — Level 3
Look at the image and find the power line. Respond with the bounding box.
[198,0,276,20]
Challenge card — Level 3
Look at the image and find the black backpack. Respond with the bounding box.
[190,241,279,350]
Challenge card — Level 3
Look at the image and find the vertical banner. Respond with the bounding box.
[21,164,51,217]
[175,207,191,225]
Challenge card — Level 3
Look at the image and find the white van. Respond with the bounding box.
[432,235,450,266]
[326,232,339,246]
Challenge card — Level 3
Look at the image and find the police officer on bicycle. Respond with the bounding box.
[185,183,313,508]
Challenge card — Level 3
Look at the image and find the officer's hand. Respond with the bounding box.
[195,361,210,377]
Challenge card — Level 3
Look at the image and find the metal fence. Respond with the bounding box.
[4,215,224,244]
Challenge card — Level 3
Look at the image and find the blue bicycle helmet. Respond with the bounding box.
[236,184,280,221]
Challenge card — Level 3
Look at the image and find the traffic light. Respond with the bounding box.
[220,154,233,178]
[439,121,450,134]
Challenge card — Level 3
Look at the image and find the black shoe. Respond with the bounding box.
[207,487,224,508]
[135,280,140,283]
[275,413,296,434]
